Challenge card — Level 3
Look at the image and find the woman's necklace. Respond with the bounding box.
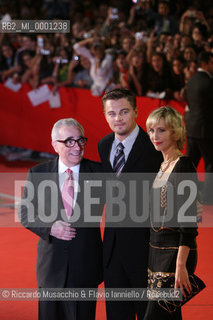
[157,160,171,178]
[157,152,182,179]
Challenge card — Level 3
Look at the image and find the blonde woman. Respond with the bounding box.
[144,106,198,319]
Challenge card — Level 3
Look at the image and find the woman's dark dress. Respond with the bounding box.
[144,157,198,319]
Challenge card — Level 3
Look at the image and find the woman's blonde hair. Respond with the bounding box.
[146,106,186,150]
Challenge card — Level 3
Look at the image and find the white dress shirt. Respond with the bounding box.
[58,158,80,207]
[110,124,139,169]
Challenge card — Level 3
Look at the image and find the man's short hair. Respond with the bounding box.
[102,88,137,110]
[51,118,84,141]
[198,51,213,66]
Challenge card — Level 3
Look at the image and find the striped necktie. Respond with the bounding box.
[113,142,125,175]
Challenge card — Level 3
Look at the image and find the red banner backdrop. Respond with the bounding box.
[0,83,186,161]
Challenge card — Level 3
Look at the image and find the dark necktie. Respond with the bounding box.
[113,142,125,175]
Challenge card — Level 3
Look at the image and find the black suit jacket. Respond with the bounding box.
[19,158,103,288]
[98,127,162,277]
[186,70,213,139]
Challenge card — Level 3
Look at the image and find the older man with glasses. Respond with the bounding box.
[19,118,103,320]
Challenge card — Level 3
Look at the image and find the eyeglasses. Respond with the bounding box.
[56,137,88,148]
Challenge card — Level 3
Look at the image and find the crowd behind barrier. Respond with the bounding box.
[0,0,213,98]
[0,83,186,159]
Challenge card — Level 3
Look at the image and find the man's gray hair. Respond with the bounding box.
[51,118,85,141]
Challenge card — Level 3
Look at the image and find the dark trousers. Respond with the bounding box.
[39,299,96,320]
[104,242,147,320]
[38,261,97,320]
[187,137,213,203]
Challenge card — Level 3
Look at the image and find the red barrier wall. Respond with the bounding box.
[0,83,186,161]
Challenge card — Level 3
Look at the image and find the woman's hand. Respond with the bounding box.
[175,264,192,298]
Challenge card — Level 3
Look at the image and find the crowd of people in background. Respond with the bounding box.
[0,0,213,97]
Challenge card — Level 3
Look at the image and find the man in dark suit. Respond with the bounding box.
[186,51,213,204]
[98,89,162,320]
[19,118,103,320]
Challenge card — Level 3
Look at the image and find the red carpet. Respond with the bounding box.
[0,158,212,319]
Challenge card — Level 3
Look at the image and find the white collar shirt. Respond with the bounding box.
[197,68,212,78]
[58,158,80,206]
[110,124,139,169]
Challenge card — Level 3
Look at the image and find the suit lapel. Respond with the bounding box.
[102,128,147,173]
[122,127,146,173]
[102,134,114,172]
[50,157,66,215]
[75,159,89,212]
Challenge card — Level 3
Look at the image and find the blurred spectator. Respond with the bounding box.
[163,35,179,62]
[127,0,157,31]
[121,35,135,54]
[0,43,16,81]
[105,29,121,52]
[53,34,72,56]
[73,37,113,96]
[52,47,70,82]
[71,22,85,43]
[180,35,193,52]
[102,7,122,37]
[21,50,37,87]
[42,0,70,19]
[0,2,12,21]
[184,60,198,83]
[173,33,182,50]
[128,48,148,96]
[0,34,36,81]
[170,56,185,101]
[52,54,93,94]
[153,0,178,36]
[179,6,210,36]
[191,24,207,52]
[182,44,198,62]
[204,37,213,53]
[14,34,36,75]
[72,56,93,89]
[146,51,173,99]
[112,49,129,90]
[23,39,55,88]
[206,7,213,33]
